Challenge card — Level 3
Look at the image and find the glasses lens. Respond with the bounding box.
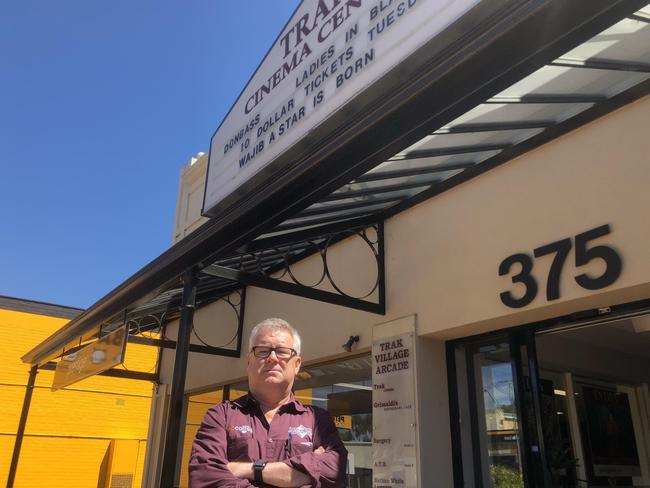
[253,347,271,358]
[251,346,294,359]
[274,347,293,359]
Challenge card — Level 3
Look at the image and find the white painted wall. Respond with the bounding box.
[385,94,650,339]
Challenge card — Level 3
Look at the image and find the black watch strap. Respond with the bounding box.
[253,460,267,483]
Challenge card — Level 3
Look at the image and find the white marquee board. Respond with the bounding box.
[203,0,481,216]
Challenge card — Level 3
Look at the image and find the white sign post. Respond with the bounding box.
[203,0,481,216]
[372,316,419,488]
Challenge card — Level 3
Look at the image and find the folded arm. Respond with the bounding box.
[282,410,348,488]
[227,458,316,488]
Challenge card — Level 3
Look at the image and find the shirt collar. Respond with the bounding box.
[234,392,308,413]
[286,394,309,413]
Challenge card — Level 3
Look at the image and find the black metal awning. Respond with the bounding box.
[22,0,650,367]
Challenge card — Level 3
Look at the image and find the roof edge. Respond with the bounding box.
[0,295,84,320]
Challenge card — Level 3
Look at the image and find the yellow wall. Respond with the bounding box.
[179,389,223,488]
[0,306,157,487]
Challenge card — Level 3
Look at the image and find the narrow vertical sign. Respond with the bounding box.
[372,317,418,488]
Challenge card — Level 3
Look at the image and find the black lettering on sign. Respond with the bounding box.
[498,224,622,308]
[368,0,418,41]
[335,48,374,88]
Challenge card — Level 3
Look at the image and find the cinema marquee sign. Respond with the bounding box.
[203,0,481,216]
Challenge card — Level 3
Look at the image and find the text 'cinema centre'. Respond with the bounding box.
[20,1,650,487]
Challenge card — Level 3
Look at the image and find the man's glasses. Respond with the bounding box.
[250,346,297,359]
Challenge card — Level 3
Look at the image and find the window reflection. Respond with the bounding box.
[454,341,525,488]
[476,345,524,487]
[482,361,520,472]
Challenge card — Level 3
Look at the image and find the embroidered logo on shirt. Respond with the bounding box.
[234,425,252,435]
[289,425,312,439]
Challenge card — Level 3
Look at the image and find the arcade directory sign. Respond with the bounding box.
[372,317,419,488]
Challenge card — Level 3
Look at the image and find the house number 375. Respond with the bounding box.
[498,224,622,309]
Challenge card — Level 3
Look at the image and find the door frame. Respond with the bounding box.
[447,298,650,487]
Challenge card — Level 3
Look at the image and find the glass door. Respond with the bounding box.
[473,341,525,487]
[449,311,650,488]
[450,335,544,487]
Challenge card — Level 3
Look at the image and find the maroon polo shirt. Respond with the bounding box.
[189,393,348,488]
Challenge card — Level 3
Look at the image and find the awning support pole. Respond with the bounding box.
[160,269,197,488]
[7,365,38,488]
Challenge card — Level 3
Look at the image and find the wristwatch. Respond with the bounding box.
[253,460,267,483]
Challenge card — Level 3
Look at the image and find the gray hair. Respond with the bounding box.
[248,318,302,356]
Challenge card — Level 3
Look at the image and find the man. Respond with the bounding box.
[189,318,348,487]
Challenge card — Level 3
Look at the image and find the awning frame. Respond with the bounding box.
[26,0,650,368]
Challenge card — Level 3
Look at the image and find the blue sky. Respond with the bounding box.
[1,0,299,309]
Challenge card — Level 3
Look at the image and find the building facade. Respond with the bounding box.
[1,296,156,487]
[23,1,650,487]
[143,89,650,487]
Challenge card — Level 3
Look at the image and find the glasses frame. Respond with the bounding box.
[250,346,298,359]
